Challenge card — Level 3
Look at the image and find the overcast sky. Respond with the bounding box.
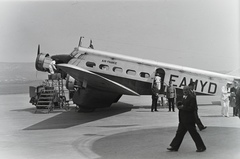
[0,0,239,72]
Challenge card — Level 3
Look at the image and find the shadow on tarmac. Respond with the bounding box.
[92,127,240,159]
[23,102,133,130]
[11,107,36,113]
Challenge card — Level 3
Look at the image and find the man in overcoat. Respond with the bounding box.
[167,86,206,152]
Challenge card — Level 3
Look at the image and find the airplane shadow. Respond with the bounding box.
[12,107,36,113]
[132,105,168,112]
[12,107,65,114]
[24,102,133,130]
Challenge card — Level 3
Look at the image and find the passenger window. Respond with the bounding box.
[140,72,150,78]
[113,67,123,73]
[86,61,96,68]
[126,69,136,76]
[99,64,109,71]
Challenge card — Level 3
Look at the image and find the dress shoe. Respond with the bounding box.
[167,147,178,151]
[199,126,207,131]
[196,148,206,152]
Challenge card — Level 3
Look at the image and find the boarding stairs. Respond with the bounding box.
[32,73,70,113]
[35,86,55,113]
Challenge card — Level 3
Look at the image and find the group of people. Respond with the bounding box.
[152,73,240,152]
[151,74,176,112]
[221,81,240,118]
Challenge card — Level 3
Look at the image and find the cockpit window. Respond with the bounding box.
[86,61,96,68]
[70,48,83,58]
[99,64,109,71]
[70,48,79,57]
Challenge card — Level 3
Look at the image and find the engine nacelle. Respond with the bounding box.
[66,75,76,91]
[35,53,52,72]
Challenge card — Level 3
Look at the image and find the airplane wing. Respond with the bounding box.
[57,64,140,96]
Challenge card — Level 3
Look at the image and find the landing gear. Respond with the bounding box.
[59,96,70,111]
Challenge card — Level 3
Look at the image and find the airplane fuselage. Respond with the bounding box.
[69,47,237,97]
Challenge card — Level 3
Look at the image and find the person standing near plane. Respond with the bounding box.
[221,82,231,117]
[151,82,159,112]
[154,73,161,91]
[167,86,206,152]
[230,82,237,116]
[49,60,56,75]
[188,82,207,131]
[235,82,240,118]
[166,81,176,112]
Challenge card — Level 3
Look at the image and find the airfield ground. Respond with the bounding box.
[0,94,239,159]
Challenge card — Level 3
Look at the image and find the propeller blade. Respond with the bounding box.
[37,44,40,55]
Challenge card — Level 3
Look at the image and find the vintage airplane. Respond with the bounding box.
[35,37,240,111]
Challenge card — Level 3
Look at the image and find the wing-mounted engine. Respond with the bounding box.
[66,75,76,91]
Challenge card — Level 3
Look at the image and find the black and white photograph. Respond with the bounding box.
[0,0,240,158]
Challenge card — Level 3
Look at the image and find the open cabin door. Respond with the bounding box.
[153,68,166,95]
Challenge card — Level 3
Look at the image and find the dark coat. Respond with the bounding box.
[236,87,240,109]
[151,84,159,99]
[178,95,197,123]
[230,87,236,107]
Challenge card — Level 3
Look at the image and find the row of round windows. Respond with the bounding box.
[86,61,150,78]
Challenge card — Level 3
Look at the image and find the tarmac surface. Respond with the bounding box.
[0,94,240,159]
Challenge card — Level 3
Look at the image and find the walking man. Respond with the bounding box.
[167,86,206,152]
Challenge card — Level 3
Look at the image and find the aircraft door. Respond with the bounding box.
[154,68,165,94]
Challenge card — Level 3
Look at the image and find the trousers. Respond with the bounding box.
[170,122,206,150]
[221,100,229,117]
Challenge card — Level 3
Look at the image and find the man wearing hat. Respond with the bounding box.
[221,82,232,117]
[167,86,206,152]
